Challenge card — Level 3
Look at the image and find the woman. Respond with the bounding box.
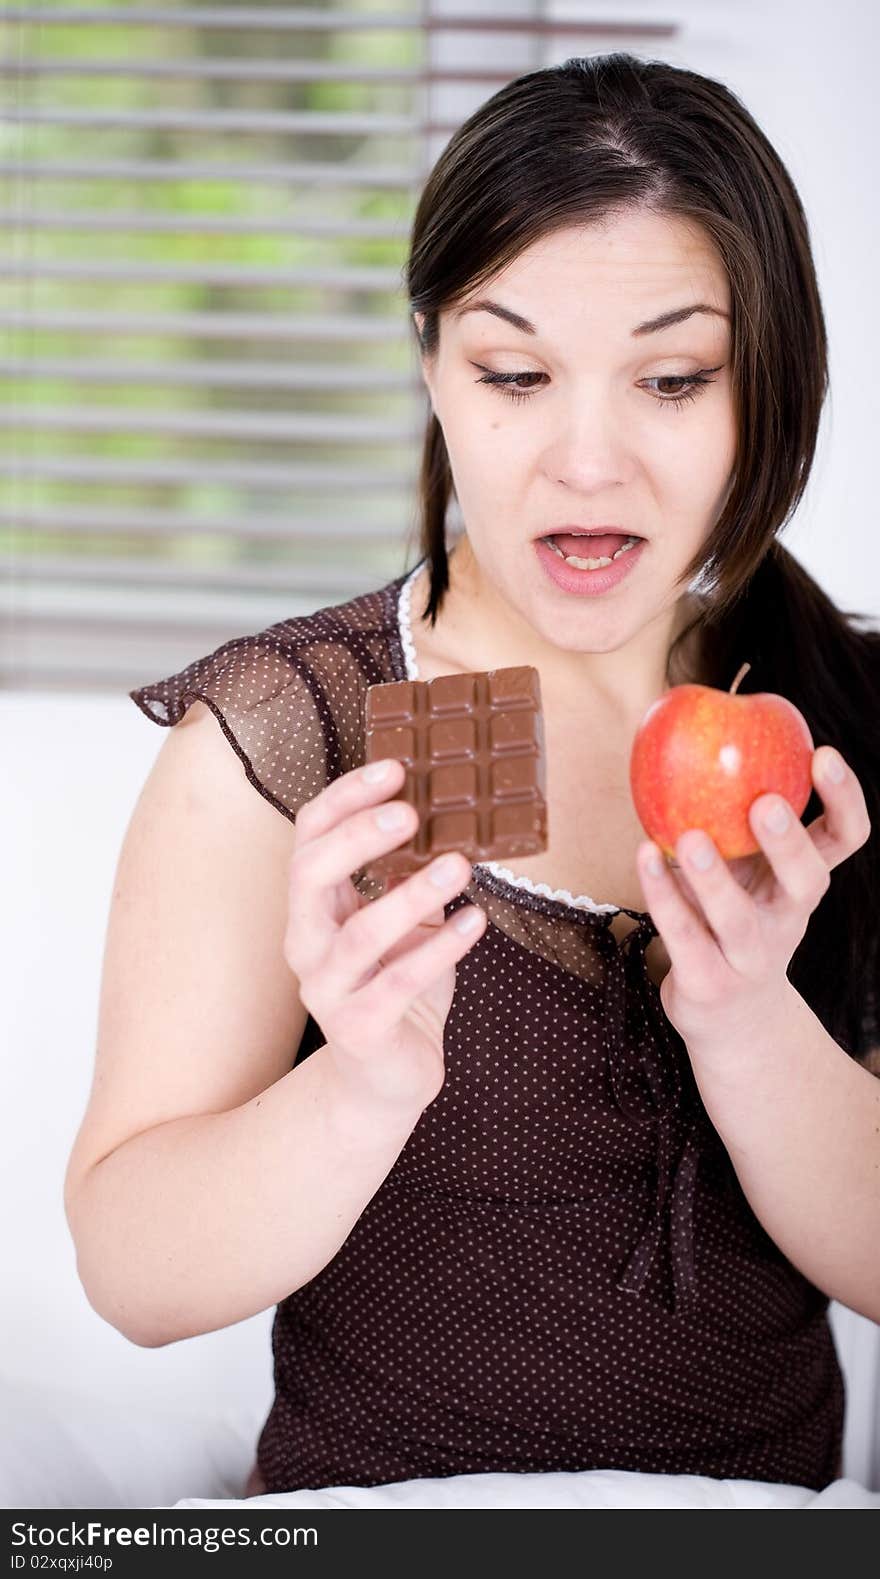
[66,54,879,1500]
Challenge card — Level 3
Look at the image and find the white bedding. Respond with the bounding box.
[170,1469,880,1511]
[4,1374,877,1511]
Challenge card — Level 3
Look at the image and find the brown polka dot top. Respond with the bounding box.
[130,560,844,1495]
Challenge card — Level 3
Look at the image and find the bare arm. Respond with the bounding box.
[66,699,478,1349]
[688,983,880,1323]
[67,1044,425,1347]
[64,700,421,1346]
[63,701,473,1345]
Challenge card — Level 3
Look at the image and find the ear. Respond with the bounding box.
[412,314,437,410]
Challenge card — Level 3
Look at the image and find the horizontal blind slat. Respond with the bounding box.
[11,550,395,596]
[4,585,420,692]
[0,403,422,442]
[0,456,416,488]
[4,608,355,650]
[0,310,412,340]
[3,106,421,134]
[0,212,411,239]
[0,260,405,288]
[0,7,430,29]
[0,159,418,186]
[0,506,401,538]
[0,58,514,84]
[0,7,675,37]
[0,357,419,389]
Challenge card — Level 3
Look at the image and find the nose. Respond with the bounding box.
[543,395,635,494]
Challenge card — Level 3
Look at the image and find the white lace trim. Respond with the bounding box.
[396,560,623,917]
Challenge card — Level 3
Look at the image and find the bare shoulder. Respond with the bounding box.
[148,696,295,846]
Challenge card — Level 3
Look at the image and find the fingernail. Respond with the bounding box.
[376,804,406,830]
[429,855,459,887]
[646,847,665,878]
[363,759,392,783]
[763,799,790,834]
[823,750,845,784]
[687,836,716,870]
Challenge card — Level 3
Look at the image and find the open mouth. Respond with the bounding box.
[540,532,643,570]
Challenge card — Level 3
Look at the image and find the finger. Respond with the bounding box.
[672,830,761,974]
[638,842,728,992]
[355,897,486,1029]
[288,759,413,962]
[287,764,413,922]
[326,855,483,1007]
[802,748,873,867]
[292,757,405,852]
[384,870,446,928]
[341,852,473,982]
[746,794,829,909]
[350,902,486,1040]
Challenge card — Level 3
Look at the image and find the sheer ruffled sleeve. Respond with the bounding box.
[128,614,375,830]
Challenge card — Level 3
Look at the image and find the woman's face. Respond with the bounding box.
[414,209,737,710]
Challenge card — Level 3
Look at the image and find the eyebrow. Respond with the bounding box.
[453,298,730,337]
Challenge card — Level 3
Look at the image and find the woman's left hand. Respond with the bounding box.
[637,746,872,1049]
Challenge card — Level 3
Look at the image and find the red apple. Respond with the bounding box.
[629,664,815,861]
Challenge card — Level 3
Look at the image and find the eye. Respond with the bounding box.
[645,373,719,409]
[472,368,545,405]
[471,365,724,410]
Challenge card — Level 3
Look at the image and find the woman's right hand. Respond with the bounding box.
[283,757,487,1115]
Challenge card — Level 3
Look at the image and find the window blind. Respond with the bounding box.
[0,2,678,692]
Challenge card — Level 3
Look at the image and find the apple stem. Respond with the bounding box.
[729,662,751,696]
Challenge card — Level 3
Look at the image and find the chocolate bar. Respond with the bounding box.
[362,665,548,879]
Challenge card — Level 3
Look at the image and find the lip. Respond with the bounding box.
[535,534,646,596]
[537,525,642,539]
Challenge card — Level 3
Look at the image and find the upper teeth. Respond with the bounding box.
[547,534,640,569]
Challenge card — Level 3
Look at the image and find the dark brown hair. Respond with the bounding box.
[402,53,879,1069]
